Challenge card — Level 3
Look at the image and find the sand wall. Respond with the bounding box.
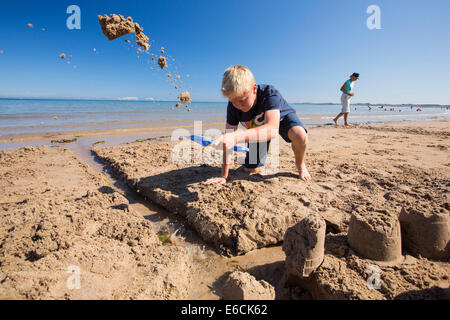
[93,141,330,255]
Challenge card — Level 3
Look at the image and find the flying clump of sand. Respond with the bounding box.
[158,56,167,69]
[98,13,192,111]
[178,91,192,111]
[98,14,150,51]
[59,53,75,67]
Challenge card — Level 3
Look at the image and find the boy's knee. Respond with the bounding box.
[288,126,308,145]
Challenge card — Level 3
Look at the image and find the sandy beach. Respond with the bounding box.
[3,0,450,306]
[0,119,448,300]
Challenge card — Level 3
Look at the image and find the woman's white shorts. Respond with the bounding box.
[341,93,351,113]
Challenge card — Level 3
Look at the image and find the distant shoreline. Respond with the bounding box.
[294,102,450,108]
[1,117,449,148]
[0,97,449,108]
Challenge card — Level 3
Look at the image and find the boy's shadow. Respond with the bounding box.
[137,164,298,203]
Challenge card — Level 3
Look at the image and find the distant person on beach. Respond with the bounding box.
[203,65,311,184]
[333,73,359,126]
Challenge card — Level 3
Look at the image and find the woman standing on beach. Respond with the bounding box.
[333,73,359,126]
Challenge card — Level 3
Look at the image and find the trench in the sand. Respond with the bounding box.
[65,141,291,300]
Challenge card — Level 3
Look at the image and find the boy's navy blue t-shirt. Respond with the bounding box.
[226,84,295,129]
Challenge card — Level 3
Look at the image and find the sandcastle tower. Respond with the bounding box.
[399,207,449,260]
[283,213,326,278]
[347,210,402,262]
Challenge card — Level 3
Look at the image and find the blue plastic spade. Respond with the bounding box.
[187,135,249,153]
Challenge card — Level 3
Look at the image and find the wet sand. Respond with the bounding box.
[0,119,449,299]
[0,120,225,146]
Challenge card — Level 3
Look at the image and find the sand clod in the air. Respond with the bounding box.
[98,14,150,51]
[178,91,191,104]
[134,22,150,51]
[158,56,167,69]
[59,53,66,59]
[98,13,191,110]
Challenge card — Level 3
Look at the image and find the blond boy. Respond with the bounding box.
[204,65,311,185]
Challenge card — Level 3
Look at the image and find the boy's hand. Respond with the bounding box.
[203,177,226,185]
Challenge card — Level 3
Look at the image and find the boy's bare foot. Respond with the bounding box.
[244,167,261,174]
[333,118,338,126]
[344,123,352,127]
[297,163,312,181]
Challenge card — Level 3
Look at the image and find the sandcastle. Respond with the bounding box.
[220,271,275,300]
[283,213,326,279]
[347,210,402,262]
[399,207,449,260]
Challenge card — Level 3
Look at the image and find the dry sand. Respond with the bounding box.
[92,120,449,256]
[1,119,449,299]
[93,140,311,255]
[221,270,275,300]
[92,119,449,299]
[0,145,193,299]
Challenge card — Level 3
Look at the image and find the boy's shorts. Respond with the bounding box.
[244,112,307,168]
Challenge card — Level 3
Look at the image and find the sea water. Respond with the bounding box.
[1,98,449,135]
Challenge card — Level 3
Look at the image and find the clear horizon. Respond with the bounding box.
[0,96,449,107]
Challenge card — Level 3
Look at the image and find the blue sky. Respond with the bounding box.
[0,0,449,104]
